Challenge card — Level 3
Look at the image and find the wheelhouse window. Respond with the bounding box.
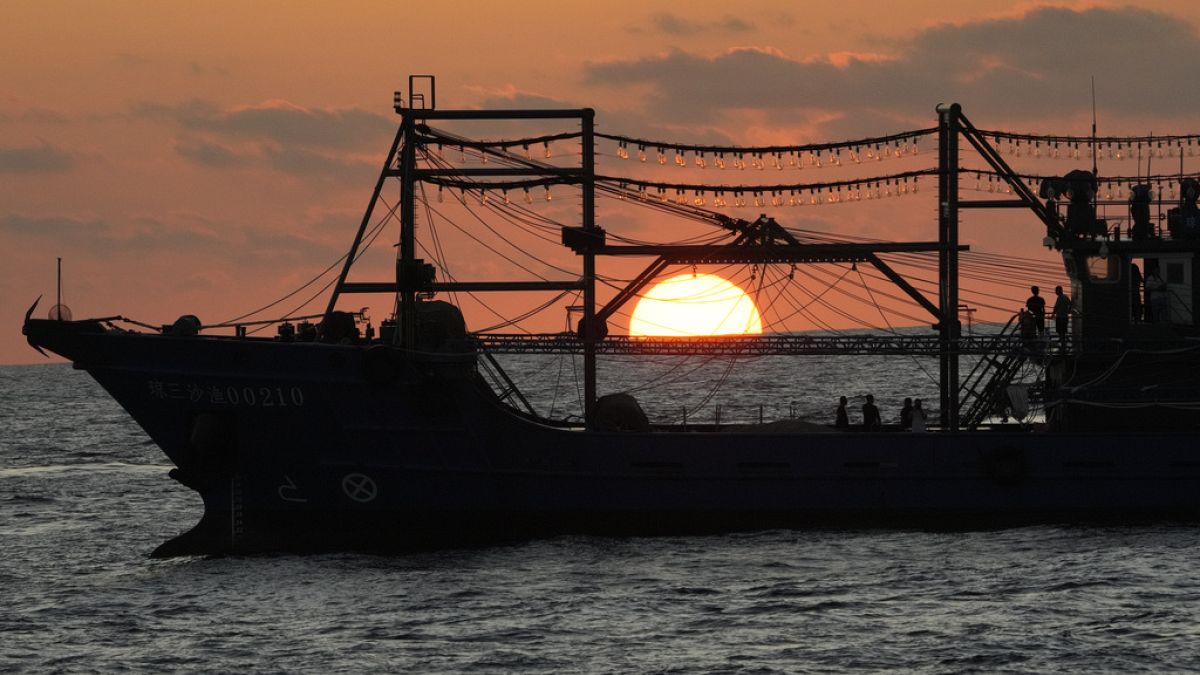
[1087,255,1119,281]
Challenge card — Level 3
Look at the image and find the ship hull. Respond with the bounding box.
[26,320,1200,555]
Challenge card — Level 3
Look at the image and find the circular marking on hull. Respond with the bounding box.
[342,473,378,503]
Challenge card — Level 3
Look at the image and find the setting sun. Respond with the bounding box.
[629,274,764,336]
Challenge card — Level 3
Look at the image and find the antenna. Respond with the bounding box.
[1090,76,1098,178]
[1147,132,1153,179]
[49,257,72,321]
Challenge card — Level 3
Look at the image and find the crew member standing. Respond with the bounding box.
[862,394,882,432]
[1026,286,1047,335]
[835,396,849,429]
[899,397,913,430]
[911,399,927,433]
[1052,285,1074,348]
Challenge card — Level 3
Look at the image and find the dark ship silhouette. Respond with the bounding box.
[24,77,1200,555]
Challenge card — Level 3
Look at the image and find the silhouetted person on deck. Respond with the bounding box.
[862,394,881,432]
[835,396,849,429]
[900,397,913,430]
[911,399,927,433]
[1026,286,1046,335]
[1130,184,1153,240]
[1018,309,1037,353]
[1146,265,1168,322]
[1131,263,1143,321]
[1052,285,1074,348]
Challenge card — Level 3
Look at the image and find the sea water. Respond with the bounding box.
[3,363,1199,672]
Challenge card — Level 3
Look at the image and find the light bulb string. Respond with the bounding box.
[416,129,582,151]
[595,129,935,156]
[963,167,1200,186]
[977,129,1200,147]
[414,124,1200,160]
[419,169,936,195]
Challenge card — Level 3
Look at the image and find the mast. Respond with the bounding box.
[398,100,418,348]
[581,109,598,427]
[936,103,961,431]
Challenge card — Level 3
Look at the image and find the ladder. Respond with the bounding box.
[958,315,1031,429]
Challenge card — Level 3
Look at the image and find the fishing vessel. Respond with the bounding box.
[24,77,1200,556]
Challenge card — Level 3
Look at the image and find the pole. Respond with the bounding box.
[56,257,62,313]
[323,122,406,330]
[936,103,961,431]
[399,114,417,349]
[581,108,598,428]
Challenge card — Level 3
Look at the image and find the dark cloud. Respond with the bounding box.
[1,212,339,268]
[174,138,249,168]
[188,62,230,77]
[0,143,75,173]
[133,99,392,149]
[262,145,376,178]
[649,12,754,36]
[467,87,738,147]
[20,108,68,124]
[586,6,1200,132]
[0,214,94,235]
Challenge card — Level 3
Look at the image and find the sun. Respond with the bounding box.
[629,274,763,336]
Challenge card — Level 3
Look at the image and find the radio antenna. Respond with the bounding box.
[1091,76,1098,177]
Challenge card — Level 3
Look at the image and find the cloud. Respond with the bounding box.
[188,61,230,77]
[0,214,94,235]
[174,138,249,168]
[134,99,392,149]
[19,108,68,124]
[135,99,389,180]
[0,212,339,267]
[585,6,1200,132]
[0,143,75,173]
[648,12,754,36]
[262,145,376,178]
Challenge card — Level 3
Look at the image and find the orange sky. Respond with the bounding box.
[5,1,1200,363]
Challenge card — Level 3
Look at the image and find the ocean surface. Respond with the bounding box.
[3,362,1200,673]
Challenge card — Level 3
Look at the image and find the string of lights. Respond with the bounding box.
[595,129,935,164]
[962,167,1200,200]
[417,129,582,156]
[976,129,1200,159]
[420,169,936,208]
